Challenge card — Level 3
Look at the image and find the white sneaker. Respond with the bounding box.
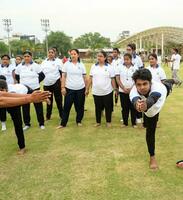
[1,122,6,131]
[40,125,45,130]
[23,125,30,131]
[136,119,142,124]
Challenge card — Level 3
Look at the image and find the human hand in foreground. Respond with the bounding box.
[136,99,147,112]
[30,91,51,104]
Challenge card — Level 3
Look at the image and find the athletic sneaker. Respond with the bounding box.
[1,122,6,131]
[136,119,142,124]
[77,123,82,127]
[23,125,30,131]
[40,125,45,130]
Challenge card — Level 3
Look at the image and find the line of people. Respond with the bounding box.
[0,44,180,169]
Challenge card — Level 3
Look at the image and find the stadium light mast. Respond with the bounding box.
[2,19,12,57]
[41,19,50,54]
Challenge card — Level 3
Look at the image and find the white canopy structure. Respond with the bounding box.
[116,26,183,58]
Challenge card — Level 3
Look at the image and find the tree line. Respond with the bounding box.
[0,31,111,58]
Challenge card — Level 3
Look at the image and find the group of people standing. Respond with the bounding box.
[0,44,181,169]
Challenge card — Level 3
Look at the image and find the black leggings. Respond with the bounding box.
[7,106,25,149]
[119,92,136,126]
[142,83,171,157]
[144,114,159,157]
[93,92,113,123]
[43,79,63,119]
[114,78,119,105]
[22,88,44,126]
[61,88,85,127]
[0,108,6,122]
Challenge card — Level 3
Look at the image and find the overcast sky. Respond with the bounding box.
[0,0,183,42]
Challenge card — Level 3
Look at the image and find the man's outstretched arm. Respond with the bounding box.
[0,91,51,108]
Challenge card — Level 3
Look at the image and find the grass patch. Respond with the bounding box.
[0,63,183,200]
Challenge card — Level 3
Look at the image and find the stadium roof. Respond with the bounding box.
[116,26,183,55]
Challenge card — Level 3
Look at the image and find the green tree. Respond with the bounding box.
[0,42,8,55]
[164,42,183,56]
[10,40,34,56]
[46,31,72,56]
[73,32,111,50]
[34,43,45,58]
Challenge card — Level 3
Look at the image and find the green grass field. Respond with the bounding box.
[0,63,183,200]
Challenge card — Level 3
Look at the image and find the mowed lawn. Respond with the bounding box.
[0,63,183,200]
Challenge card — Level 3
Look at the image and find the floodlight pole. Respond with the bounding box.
[41,19,50,54]
[2,19,12,57]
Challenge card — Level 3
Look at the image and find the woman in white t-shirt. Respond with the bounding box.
[57,49,87,128]
[15,55,23,67]
[146,53,167,128]
[86,51,117,127]
[0,54,16,131]
[147,53,166,83]
[15,51,45,131]
[41,48,63,120]
[116,53,138,128]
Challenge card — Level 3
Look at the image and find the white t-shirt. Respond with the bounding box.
[112,58,123,68]
[130,81,167,117]
[41,58,63,86]
[8,83,28,94]
[132,54,143,68]
[0,64,15,84]
[171,54,181,70]
[15,62,42,90]
[115,64,138,93]
[90,63,115,96]
[62,61,86,90]
[147,65,166,83]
